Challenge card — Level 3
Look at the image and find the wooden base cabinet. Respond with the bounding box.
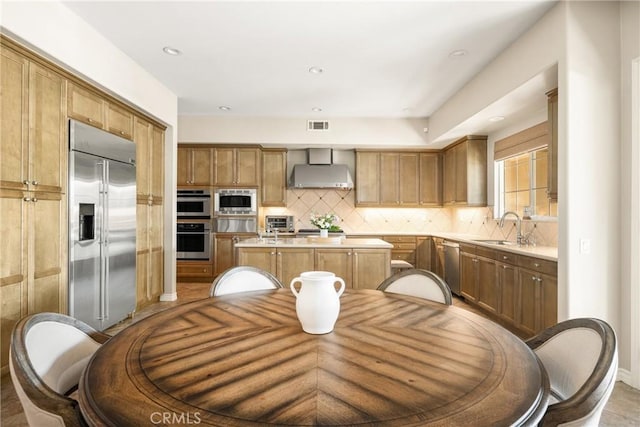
[0,190,66,370]
[136,201,164,308]
[460,251,496,310]
[496,261,518,325]
[416,237,432,270]
[236,247,315,285]
[315,248,390,290]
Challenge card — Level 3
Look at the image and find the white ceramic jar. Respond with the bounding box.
[290,271,346,334]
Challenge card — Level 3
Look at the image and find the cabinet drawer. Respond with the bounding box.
[384,236,416,244]
[177,263,213,277]
[459,243,476,254]
[475,246,496,260]
[494,250,517,265]
[391,251,416,264]
[518,256,557,276]
[392,243,417,250]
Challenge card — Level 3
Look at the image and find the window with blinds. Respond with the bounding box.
[495,122,558,217]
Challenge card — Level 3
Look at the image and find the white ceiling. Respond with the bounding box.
[63,1,556,120]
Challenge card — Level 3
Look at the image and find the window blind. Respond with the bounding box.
[494,122,549,161]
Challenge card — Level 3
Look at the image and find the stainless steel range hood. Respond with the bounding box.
[289,148,354,189]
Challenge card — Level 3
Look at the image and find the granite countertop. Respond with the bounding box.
[345,231,558,261]
[428,232,557,261]
[235,237,394,249]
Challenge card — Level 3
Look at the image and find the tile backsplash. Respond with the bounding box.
[261,189,558,247]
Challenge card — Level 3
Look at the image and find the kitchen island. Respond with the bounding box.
[235,237,393,289]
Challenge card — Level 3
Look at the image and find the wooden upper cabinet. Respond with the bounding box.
[135,118,165,199]
[135,118,151,197]
[107,103,134,140]
[419,153,442,206]
[68,82,105,129]
[177,146,214,186]
[0,48,29,191]
[261,149,287,206]
[443,136,487,206]
[356,150,438,207]
[151,126,165,200]
[546,88,558,201]
[68,81,134,141]
[355,151,380,205]
[0,51,65,193]
[214,147,260,186]
[399,153,419,205]
[379,153,400,205]
[29,63,67,194]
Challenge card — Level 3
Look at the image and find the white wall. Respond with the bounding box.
[423,1,631,380]
[0,0,180,300]
[619,0,640,387]
[178,116,430,148]
[563,0,620,324]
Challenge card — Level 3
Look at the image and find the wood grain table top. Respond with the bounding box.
[79,289,549,426]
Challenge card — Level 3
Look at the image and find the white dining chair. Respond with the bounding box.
[210,266,283,297]
[377,269,453,305]
[525,317,618,426]
[9,312,111,427]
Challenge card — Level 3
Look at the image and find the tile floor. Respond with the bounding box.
[2,282,639,426]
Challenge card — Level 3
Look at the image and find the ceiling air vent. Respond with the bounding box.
[307,120,329,131]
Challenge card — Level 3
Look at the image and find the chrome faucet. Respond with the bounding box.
[499,211,522,245]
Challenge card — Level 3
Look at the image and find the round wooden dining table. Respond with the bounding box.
[79,289,549,426]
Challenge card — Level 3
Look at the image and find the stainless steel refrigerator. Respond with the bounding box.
[68,119,136,331]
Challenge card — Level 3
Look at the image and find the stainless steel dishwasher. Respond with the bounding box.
[443,241,460,296]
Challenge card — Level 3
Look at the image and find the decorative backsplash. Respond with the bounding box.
[261,189,558,247]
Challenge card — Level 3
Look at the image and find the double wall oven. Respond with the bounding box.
[176,188,258,262]
[213,188,257,233]
[177,189,212,261]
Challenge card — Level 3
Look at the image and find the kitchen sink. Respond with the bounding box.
[472,239,516,246]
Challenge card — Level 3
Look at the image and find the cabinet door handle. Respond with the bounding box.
[347,252,352,256]
[537,278,543,283]
[32,180,38,186]
[532,276,537,281]
[23,180,29,185]
[32,197,38,203]
[503,255,508,260]
[88,118,95,123]
[534,262,540,267]
[270,251,275,255]
[502,265,508,270]
[23,197,31,202]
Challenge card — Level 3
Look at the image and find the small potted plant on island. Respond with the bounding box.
[310,213,341,238]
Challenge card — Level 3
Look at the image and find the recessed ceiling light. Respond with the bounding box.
[311,107,323,112]
[308,66,324,74]
[162,46,181,56]
[218,106,232,112]
[489,115,505,122]
[449,49,467,58]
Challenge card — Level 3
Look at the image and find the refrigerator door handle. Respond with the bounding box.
[97,160,107,321]
[103,161,110,321]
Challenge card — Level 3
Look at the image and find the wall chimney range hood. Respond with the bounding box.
[289,148,354,189]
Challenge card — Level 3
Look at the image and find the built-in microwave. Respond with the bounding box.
[177,189,211,219]
[214,188,257,216]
